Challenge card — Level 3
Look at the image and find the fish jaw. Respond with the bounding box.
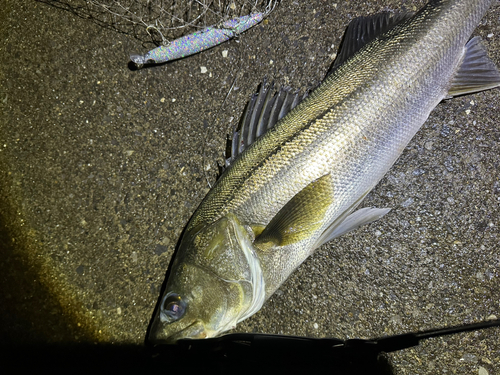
[149,315,207,343]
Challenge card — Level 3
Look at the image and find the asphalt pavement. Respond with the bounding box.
[0,1,499,374]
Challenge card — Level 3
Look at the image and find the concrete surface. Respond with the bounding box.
[0,0,499,373]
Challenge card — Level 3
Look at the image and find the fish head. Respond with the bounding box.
[148,214,264,343]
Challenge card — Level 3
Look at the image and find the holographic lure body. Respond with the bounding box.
[130,13,264,66]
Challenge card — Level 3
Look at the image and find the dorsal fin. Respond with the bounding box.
[227,81,307,164]
[327,12,413,76]
[447,36,500,97]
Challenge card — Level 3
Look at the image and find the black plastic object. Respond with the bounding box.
[154,319,500,374]
[1,320,498,375]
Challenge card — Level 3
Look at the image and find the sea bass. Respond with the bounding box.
[148,0,500,343]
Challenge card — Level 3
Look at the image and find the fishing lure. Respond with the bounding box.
[130,8,272,66]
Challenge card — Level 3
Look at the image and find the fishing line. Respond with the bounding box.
[201,1,279,187]
[152,4,251,243]
[201,24,247,188]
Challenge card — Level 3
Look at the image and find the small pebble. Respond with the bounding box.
[461,353,478,363]
[401,197,414,207]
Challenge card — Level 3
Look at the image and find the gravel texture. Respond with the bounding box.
[1,0,499,373]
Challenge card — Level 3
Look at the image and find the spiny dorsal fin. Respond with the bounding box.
[228,81,307,165]
[254,174,334,250]
[328,12,413,76]
[447,36,500,97]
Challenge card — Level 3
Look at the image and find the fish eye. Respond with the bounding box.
[160,292,187,323]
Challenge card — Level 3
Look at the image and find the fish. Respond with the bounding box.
[148,0,500,343]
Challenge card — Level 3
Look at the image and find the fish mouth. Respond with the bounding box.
[169,320,207,342]
[148,316,207,344]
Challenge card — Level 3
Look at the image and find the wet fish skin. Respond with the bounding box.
[148,0,499,343]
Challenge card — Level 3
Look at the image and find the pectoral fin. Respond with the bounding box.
[254,174,334,250]
[447,36,500,97]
